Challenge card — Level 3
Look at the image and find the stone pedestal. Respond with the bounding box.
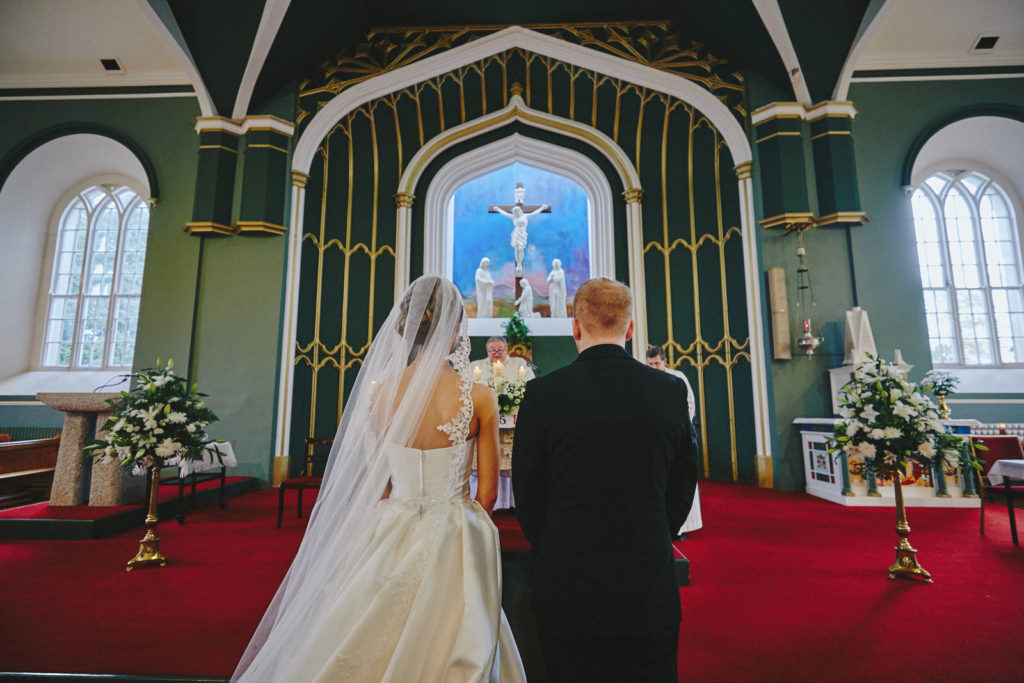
[36,392,142,506]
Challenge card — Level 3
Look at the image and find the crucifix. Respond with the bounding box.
[488,182,551,299]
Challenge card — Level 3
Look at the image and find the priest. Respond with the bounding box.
[470,337,535,384]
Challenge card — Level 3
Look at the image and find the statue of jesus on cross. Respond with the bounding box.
[489,183,551,280]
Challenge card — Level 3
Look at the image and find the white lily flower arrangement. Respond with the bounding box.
[85,359,221,471]
[829,355,978,480]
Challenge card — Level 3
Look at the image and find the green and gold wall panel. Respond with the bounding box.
[291,24,757,482]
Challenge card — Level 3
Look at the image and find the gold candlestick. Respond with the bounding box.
[936,393,950,420]
[887,471,932,582]
[127,464,167,571]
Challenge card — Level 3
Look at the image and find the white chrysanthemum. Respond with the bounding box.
[883,426,902,439]
[186,423,197,433]
[167,411,188,424]
[868,428,886,440]
[917,441,936,458]
[854,441,876,458]
[155,438,182,458]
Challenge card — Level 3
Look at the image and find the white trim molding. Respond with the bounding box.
[832,0,896,101]
[194,115,295,136]
[752,0,813,105]
[805,101,858,121]
[751,102,807,124]
[232,0,292,120]
[292,25,751,175]
[137,0,216,117]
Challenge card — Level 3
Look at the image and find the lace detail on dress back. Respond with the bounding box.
[436,336,473,447]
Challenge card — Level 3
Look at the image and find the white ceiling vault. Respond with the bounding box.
[0,1,1020,107]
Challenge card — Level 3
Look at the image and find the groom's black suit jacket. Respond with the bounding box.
[511,344,699,637]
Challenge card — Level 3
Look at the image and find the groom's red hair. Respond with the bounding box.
[573,278,632,335]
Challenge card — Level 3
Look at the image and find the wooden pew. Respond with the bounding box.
[0,435,61,508]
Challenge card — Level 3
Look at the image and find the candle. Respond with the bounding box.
[802,318,811,334]
[473,366,482,381]
[493,361,503,377]
[518,364,526,379]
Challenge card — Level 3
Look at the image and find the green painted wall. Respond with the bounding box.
[0,95,289,484]
[749,77,1024,491]
[850,79,1024,422]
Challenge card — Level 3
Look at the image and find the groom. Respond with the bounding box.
[512,278,699,682]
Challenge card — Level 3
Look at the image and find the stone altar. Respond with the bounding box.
[37,392,146,506]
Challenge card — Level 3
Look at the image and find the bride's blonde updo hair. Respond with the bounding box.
[395,276,464,363]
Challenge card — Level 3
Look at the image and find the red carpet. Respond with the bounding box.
[0,481,1021,680]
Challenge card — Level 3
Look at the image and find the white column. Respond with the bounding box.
[393,192,415,300]
[735,162,773,469]
[623,188,648,360]
[274,172,308,473]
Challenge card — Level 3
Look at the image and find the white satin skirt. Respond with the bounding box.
[283,496,525,682]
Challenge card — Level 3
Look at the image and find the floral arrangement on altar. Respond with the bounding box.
[921,369,959,397]
[487,374,526,416]
[828,355,978,481]
[85,359,221,471]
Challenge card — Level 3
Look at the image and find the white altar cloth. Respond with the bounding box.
[988,459,1024,486]
[167,442,236,477]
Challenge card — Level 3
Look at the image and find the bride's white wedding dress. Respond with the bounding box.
[235,275,523,682]
[244,385,525,681]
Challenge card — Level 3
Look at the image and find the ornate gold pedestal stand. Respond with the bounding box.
[127,465,167,571]
[888,476,932,583]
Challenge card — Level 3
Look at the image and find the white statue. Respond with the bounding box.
[843,306,876,365]
[514,278,538,317]
[546,258,567,318]
[491,185,549,277]
[474,257,494,319]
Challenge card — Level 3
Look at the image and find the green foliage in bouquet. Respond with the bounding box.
[85,359,221,470]
[828,355,980,481]
[488,375,526,416]
[503,311,532,347]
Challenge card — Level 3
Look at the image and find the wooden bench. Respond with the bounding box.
[0,436,60,508]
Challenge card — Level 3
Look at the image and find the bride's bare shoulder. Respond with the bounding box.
[470,382,498,412]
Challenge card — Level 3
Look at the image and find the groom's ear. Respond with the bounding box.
[624,319,634,341]
[572,318,582,341]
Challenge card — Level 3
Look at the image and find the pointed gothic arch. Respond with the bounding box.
[276,27,771,476]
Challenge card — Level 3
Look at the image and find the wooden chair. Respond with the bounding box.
[971,435,1024,545]
[277,437,333,528]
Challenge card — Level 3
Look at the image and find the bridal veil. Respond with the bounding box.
[233,275,472,681]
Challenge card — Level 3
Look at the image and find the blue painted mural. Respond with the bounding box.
[453,162,589,316]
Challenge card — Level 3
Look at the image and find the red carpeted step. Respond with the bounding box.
[492,509,532,554]
[1,481,1022,680]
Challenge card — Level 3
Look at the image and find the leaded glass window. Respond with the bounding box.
[912,171,1023,366]
[43,184,148,368]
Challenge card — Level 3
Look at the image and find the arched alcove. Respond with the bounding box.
[0,134,150,392]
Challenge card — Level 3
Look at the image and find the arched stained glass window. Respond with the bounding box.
[912,171,1024,366]
[43,184,148,368]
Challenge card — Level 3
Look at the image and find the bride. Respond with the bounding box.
[233,275,526,682]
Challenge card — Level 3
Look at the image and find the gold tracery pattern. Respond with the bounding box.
[292,27,754,482]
